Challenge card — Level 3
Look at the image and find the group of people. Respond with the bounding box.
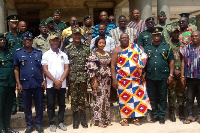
[0,8,200,133]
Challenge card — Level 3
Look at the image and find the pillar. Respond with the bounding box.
[129,0,152,21]
[196,15,200,31]
[88,8,94,26]
[157,0,170,24]
[0,0,5,33]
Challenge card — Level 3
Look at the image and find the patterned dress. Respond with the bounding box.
[116,43,151,118]
[86,52,111,125]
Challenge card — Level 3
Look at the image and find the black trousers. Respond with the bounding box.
[47,88,66,125]
[186,78,200,118]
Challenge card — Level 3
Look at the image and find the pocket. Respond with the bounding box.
[20,75,29,81]
[19,58,27,66]
[8,39,15,47]
[0,72,7,80]
[35,57,41,66]
[143,37,150,45]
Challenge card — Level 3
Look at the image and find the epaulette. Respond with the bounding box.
[16,47,23,51]
[65,44,72,49]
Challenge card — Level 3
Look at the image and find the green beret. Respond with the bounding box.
[145,17,154,23]
[72,28,81,34]
[46,17,54,24]
[6,15,18,22]
[151,27,163,34]
[39,20,47,27]
[84,15,91,21]
[179,13,190,19]
[0,33,6,38]
[158,11,166,17]
[170,27,179,34]
[54,9,60,15]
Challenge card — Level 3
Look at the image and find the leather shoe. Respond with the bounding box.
[11,109,17,115]
[6,128,19,133]
[35,127,44,133]
[159,119,165,124]
[150,117,159,123]
[25,127,33,133]
[0,129,6,133]
[18,107,24,112]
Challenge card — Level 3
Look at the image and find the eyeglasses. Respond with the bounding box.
[178,20,186,24]
[147,21,154,24]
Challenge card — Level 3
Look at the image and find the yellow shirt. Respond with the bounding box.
[62,27,84,41]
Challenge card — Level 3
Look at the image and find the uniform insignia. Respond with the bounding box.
[14,16,16,19]
[22,56,26,58]
[2,62,4,65]
[21,61,25,66]
[11,43,13,46]
[155,28,159,32]
[35,54,38,57]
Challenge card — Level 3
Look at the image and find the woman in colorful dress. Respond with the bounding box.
[86,37,112,128]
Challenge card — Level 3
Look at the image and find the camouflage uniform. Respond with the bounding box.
[64,43,89,111]
[48,30,62,40]
[81,26,94,46]
[168,39,185,106]
[33,34,50,54]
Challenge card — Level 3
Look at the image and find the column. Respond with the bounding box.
[129,0,152,21]
[0,0,5,33]
[196,15,200,31]
[88,8,94,26]
[157,0,170,24]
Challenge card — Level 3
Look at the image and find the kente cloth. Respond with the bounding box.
[116,43,151,118]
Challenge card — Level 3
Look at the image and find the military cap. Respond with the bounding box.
[72,28,81,34]
[158,11,166,17]
[39,20,47,27]
[46,17,54,24]
[179,13,190,19]
[54,9,60,15]
[84,15,91,21]
[48,35,59,40]
[71,21,79,26]
[145,17,154,23]
[170,27,179,34]
[22,31,33,38]
[151,27,163,34]
[6,15,18,22]
[0,33,6,38]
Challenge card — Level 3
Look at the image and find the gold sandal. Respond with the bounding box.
[120,119,129,126]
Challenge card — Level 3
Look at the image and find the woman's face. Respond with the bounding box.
[97,39,106,50]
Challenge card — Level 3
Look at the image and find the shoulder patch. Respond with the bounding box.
[65,44,72,49]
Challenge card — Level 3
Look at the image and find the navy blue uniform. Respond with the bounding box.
[14,47,44,128]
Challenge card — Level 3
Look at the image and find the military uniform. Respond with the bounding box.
[156,24,172,43]
[46,17,62,40]
[0,33,16,132]
[33,34,50,54]
[81,26,94,46]
[53,9,67,33]
[145,27,174,122]
[137,29,152,48]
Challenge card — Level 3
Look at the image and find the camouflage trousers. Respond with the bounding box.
[69,82,87,112]
[168,76,185,106]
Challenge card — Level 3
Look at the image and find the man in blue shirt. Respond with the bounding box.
[14,31,46,133]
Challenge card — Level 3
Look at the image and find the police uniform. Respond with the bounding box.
[64,28,89,129]
[5,15,24,115]
[0,33,19,133]
[145,27,174,123]
[53,10,67,33]
[33,21,50,54]
[14,32,44,130]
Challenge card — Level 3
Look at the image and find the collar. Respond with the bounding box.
[49,48,61,54]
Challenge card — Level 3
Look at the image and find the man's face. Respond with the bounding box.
[8,21,18,29]
[158,15,167,23]
[171,30,179,40]
[118,17,126,28]
[191,31,200,44]
[53,14,60,21]
[179,17,188,29]
[47,21,55,29]
[39,26,48,34]
[0,38,6,48]
[152,33,161,43]
[120,34,129,47]
[18,22,27,33]
[72,33,82,43]
[100,12,108,22]
[84,18,92,27]
[146,20,155,29]
[70,17,77,26]
[22,37,33,48]
[49,37,60,49]
[98,25,106,36]
[132,10,140,20]
[108,16,115,24]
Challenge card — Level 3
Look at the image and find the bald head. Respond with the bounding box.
[18,21,27,33]
[120,33,129,48]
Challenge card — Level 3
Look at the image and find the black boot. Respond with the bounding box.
[73,111,79,129]
[179,106,185,121]
[80,110,88,128]
[169,106,176,122]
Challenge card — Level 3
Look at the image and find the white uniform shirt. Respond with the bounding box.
[41,48,69,88]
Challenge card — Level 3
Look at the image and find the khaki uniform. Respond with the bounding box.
[33,34,50,54]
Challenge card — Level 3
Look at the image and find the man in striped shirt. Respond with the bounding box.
[180,31,200,124]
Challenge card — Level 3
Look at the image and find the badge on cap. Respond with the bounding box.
[2,62,4,65]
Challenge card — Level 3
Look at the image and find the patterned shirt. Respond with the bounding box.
[127,20,147,42]
[92,23,117,38]
[179,27,193,45]
[109,27,137,47]
[180,44,200,79]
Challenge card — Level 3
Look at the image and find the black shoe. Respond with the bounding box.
[73,111,79,129]
[150,117,159,123]
[6,128,19,133]
[18,107,24,112]
[179,106,185,121]
[159,119,165,124]
[11,108,17,115]
[0,129,6,133]
[25,127,33,133]
[35,127,44,133]
[80,111,88,128]
[169,106,176,122]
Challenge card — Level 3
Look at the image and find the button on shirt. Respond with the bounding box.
[14,48,43,89]
[90,35,115,53]
[41,48,69,88]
